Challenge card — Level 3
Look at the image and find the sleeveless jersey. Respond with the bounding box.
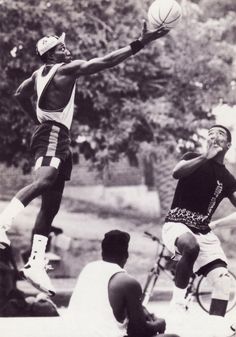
[67,260,128,337]
[35,63,76,130]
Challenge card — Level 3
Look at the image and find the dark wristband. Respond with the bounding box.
[130,40,144,55]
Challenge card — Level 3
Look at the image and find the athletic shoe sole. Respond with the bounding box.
[0,242,10,249]
[19,269,56,297]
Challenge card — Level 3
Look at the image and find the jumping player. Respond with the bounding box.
[162,125,236,333]
[0,23,168,296]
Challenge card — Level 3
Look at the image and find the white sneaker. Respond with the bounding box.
[0,227,10,248]
[208,316,236,337]
[169,299,189,313]
[230,324,236,336]
[21,260,56,296]
[165,300,188,333]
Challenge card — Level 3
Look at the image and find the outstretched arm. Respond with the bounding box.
[61,22,169,77]
[210,191,236,229]
[14,72,39,124]
[173,140,223,179]
[210,213,236,229]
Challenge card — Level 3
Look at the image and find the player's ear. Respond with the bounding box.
[227,142,231,149]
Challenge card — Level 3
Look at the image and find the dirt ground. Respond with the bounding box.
[1,191,236,287]
[0,198,165,286]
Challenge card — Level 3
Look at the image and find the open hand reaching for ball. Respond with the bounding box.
[139,20,169,45]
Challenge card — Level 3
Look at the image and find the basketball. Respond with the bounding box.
[148,0,182,30]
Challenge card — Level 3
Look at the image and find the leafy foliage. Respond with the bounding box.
[0,0,235,169]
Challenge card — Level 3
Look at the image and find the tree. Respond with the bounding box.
[0,0,235,170]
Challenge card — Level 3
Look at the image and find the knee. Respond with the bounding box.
[178,235,200,260]
[210,269,231,298]
[34,176,56,192]
[185,242,200,259]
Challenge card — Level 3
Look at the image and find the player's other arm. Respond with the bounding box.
[14,72,39,124]
[210,191,236,229]
[62,22,168,77]
[172,155,208,179]
[124,276,165,337]
[173,140,223,179]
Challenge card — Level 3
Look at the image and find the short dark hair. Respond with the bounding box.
[102,230,130,260]
[209,124,232,143]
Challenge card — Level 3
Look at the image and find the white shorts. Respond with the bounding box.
[162,222,227,273]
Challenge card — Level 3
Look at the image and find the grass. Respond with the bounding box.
[61,196,159,225]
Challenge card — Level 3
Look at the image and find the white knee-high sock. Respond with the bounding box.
[0,197,25,229]
[29,234,48,265]
[171,285,187,303]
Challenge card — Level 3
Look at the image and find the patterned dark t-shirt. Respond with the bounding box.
[165,152,236,233]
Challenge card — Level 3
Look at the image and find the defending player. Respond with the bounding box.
[162,125,236,333]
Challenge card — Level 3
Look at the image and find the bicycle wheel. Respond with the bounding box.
[196,270,236,313]
[142,271,159,306]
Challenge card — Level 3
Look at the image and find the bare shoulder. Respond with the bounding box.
[15,70,37,96]
[24,70,37,83]
[30,70,38,83]
[59,59,86,75]
[111,272,142,293]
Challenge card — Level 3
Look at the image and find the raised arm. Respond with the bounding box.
[173,141,223,179]
[173,155,207,179]
[61,22,168,77]
[14,72,39,124]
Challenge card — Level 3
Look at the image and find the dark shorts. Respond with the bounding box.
[30,121,72,181]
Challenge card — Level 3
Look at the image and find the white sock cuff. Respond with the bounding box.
[173,285,187,293]
[1,197,25,227]
[11,197,25,210]
[30,235,48,262]
[172,285,187,302]
[33,234,48,247]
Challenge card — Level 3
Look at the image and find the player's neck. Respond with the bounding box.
[45,62,56,66]
[212,153,225,164]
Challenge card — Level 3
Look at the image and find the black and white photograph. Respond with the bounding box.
[0,1,236,336]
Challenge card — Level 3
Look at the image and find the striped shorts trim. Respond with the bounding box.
[34,156,61,170]
[30,121,70,161]
[45,125,60,157]
[30,122,72,180]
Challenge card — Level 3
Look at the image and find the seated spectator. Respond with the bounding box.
[67,230,179,337]
[0,245,18,311]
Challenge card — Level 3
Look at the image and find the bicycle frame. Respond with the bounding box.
[143,231,176,277]
[141,232,176,305]
[142,232,198,309]
[142,231,236,313]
